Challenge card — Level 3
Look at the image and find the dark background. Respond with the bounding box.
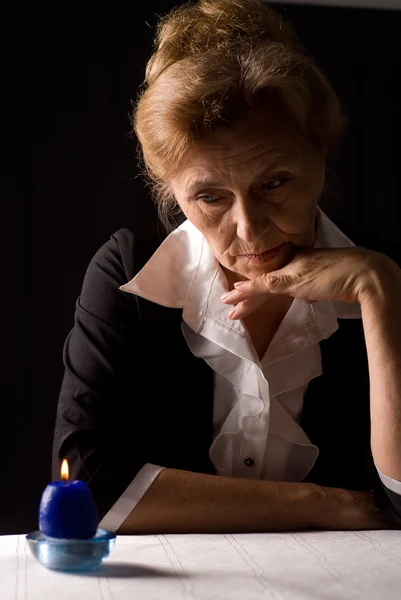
[2,1,400,534]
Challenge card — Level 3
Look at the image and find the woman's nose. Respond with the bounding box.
[235,198,270,243]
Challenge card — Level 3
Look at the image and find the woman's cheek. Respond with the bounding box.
[272,197,317,236]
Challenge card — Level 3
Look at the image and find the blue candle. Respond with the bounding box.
[39,460,98,539]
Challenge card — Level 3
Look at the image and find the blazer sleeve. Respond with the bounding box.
[52,228,155,520]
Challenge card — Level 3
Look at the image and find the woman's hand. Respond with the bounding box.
[221,247,388,320]
[317,486,395,531]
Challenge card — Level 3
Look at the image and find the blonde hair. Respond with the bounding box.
[133,0,345,231]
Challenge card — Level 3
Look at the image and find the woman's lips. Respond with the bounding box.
[243,243,286,264]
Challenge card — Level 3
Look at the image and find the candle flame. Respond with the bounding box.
[61,459,69,481]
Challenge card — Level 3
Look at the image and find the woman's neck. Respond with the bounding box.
[221,264,294,359]
[243,295,294,360]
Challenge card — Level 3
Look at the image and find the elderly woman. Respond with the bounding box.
[53,0,401,534]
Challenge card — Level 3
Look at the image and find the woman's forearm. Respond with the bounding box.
[117,468,385,534]
[361,255,401,480]
[117,468,321,534]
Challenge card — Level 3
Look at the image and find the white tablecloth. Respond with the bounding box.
[2,530,401,599]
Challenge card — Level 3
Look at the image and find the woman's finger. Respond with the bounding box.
[222,273,291,307]
[221,289,252,305]
[227,297,265,320]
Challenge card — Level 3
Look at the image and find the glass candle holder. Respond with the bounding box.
[26,528,116,572]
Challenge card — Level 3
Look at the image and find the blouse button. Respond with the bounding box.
[244,457,254,467]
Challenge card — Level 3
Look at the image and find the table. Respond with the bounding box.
[2,530,401,599]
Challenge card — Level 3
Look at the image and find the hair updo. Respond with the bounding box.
[133,0,345,230]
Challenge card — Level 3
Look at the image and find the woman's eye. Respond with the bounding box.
[263,178,291,191]
[197,194,219,203]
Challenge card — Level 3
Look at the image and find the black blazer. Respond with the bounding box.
[52,228,401,524]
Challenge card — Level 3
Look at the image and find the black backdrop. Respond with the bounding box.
[2,2,400,534]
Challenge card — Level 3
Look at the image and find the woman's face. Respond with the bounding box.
[170,114,326,282]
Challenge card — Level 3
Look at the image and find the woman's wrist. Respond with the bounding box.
[359,252,401,307]
[312,485,391,531]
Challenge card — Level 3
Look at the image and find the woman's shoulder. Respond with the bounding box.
[91,227,165,282]
[77,227,165,325]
